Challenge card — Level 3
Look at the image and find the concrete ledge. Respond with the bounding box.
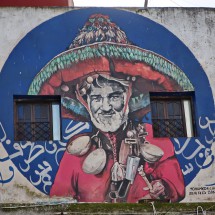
[1,202,215,214]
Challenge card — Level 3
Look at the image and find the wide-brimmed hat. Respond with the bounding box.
[28,14,194,121]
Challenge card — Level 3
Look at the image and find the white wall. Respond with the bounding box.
[0,7,214,103]
[0,7,214,203]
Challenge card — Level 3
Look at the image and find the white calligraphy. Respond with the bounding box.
[30,161,52,194]
[175,116,215,175]
[63,120,90,140]
[19,142,45,172]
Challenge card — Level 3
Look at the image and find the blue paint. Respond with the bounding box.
[0,166,14,184]
[0,8,214,194]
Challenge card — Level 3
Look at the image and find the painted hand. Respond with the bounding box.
[150,180,165,199]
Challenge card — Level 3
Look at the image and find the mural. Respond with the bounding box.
[0,8,214,203]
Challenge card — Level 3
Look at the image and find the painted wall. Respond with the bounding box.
[0,7,214,203]
[0,0,69,7]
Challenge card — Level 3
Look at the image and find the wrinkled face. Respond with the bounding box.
[87,82,129,132]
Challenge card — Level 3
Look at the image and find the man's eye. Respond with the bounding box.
[91,97,101,102]
[112,96,120,99]
[110,95,121,101]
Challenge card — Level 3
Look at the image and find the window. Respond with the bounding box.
[150,92,195,138]
[14,95,61,141]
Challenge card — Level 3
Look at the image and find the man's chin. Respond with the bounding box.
[96,124,120,133]
[91,116,127,133]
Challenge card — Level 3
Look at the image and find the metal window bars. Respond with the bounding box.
[152,118,186,137]
[16,121,51,141]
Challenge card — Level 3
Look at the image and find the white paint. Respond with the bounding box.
[52,103,61,140]
[182,142,215,202]
[0,8,68,73]
[0,142,46,203]
[183,100,194,137]
[0,7,214,203]
[138,8,215,105]
[0,8,214,104]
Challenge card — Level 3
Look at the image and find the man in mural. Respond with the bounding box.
[28,14,191,202]
[50,72,185,202]
[85,75,129,133]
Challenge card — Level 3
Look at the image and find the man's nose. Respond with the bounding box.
[101,97,112,111]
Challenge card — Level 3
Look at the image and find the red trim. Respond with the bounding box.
[0,0,68,7]
[60,57,110,83]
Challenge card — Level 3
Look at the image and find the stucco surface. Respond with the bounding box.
[0,7,214,203]
[136,8,215,105]
[0,7,214,102]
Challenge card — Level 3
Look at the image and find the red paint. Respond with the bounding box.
[113,59,183,91]
[0,0,68,7]
[50,124,185,202]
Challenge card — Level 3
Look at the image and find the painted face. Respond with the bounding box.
[87,81,129,132]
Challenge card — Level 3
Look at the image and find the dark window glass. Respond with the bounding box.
[151,99,186,137]
[156,102,165,119]
[14,96,61,141]
[35,104,50,122]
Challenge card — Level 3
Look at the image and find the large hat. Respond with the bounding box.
[28,14,194,121]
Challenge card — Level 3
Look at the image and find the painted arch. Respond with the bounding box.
[0,8,214,203]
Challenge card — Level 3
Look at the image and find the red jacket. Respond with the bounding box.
[50,124,185,202]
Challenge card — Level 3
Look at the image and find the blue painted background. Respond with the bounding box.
[0,8,214,194]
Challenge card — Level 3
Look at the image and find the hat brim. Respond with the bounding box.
[28,42,194,121]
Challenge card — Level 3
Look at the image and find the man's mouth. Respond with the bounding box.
[98,111,115,118]
[102,114,113,117]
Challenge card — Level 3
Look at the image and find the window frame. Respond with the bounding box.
[14,95,61,141]
[150,92,196,138]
